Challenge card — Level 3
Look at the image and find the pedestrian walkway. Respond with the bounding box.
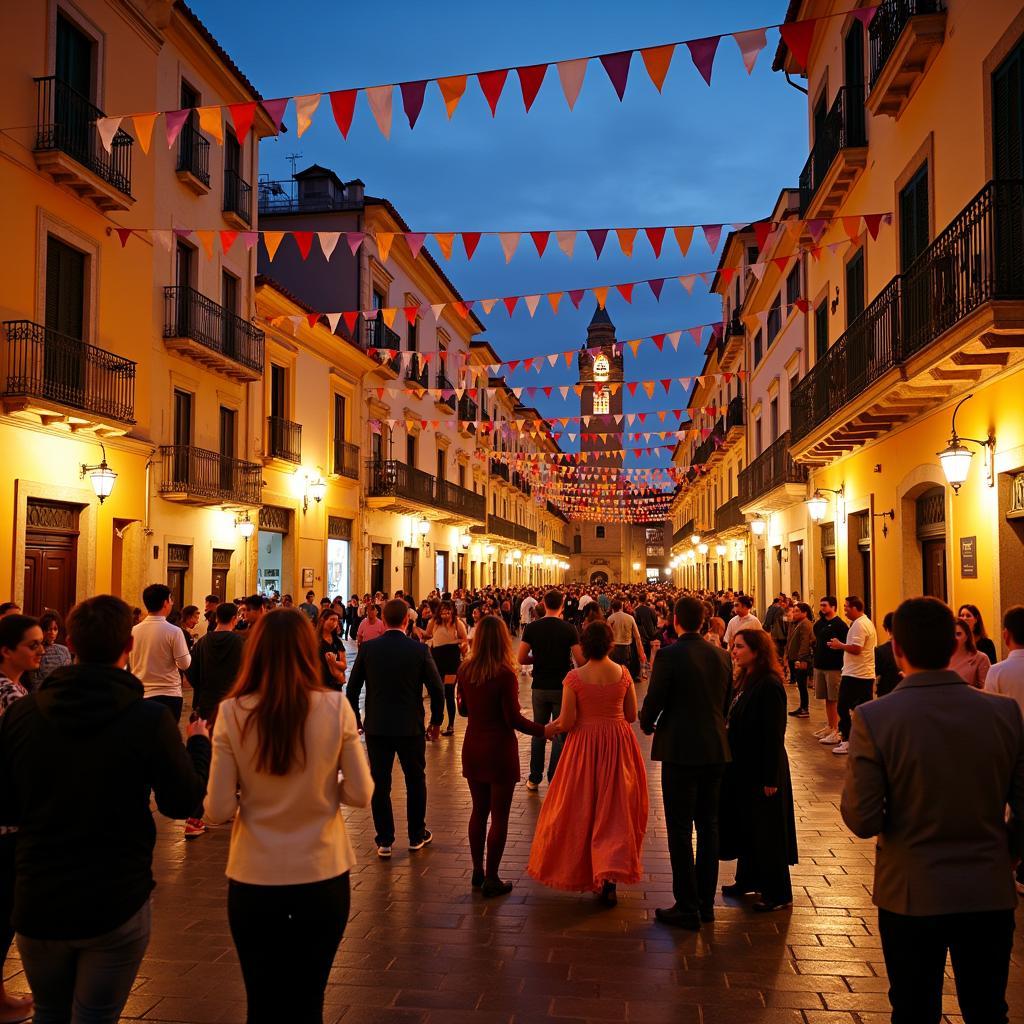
[6,674,1022,1024]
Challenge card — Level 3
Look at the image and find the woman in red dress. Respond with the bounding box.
[456,615,549,898]
[527,620,649,906]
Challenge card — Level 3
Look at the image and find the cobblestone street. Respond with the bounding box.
[6,669,1023,1024]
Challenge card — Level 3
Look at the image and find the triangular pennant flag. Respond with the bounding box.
[685,35,721,86]
[262,98,289,133]
[96,116,123,153]
[628,339,642,357]
[375,233,395,262]
[318,232,341,260]
[342,311,360,335]
[530,231,550,257]
[326,312,342,333]
[114,227,133,248]
[479,298,497,314]
[461,232,481,259]
[430,303,445,320]
[547,354,559,367]
[294,231,315,260]
[733,27,768,74]
[499,232,520,263]
[640,44,675,92]
[842,216,862,241]
[780,18,817,72]
[669,331,681,350]
[152,229,173,252]
[648,278,665,301]
[689,326,704,346]
[228,102,257,144]
[517,63,548,112]
[437,76,467,119]
[478,69,509,116]
[568,289,584,309]
[807,218,828,242]
[751,261,767,282]
[560,386,571,400]
[660,379,672,394]
[366,86,393,138]
[131,113,157,154]
[854,6,879,29]
[503,296,519,316]
[263,231,285,261]
[402,232,425,259]
[294,93,322,137]
[165,108,189,147]
[403,305,420,325]
[434,233,455,260]
[616,228,637,258]
[556,58,587,110]
[195,230,215,259]
[219,230,239,254]
[547,292,563,314]
[555,230,576,259]
[754,220,773,251]
[346,231,364,255]
[674,225,694,257]
[197,105,223,144]
[599,50,633,101]
[588,228,608,259]
[306,312,321,329]
[400,80,428,129]
[593,286,608,309]
[645,226,666,258]
[702,224,723,252]
[652,334,666,351]
[329,90,357,138]
[564,351,574,367]
[524,295,541,317]
[616,283,634,303]
[382,308,398,329]
[863,213,884,240]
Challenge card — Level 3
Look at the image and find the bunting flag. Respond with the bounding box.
[94,7,879,150]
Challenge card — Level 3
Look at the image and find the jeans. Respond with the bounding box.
[838,676,874,740]
[228,873,350,1024]
[789,661,809,710]
[661,763,725,914]
[529,689,565,784]
[17,901,151,1024]
[878,907,1015,1024]
[145,694,183,724]
[364,734,427,846]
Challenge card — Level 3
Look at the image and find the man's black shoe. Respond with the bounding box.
[654,906,701,930]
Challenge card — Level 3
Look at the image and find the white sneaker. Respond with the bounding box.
[819,731,841,745]
[832,741,849,755]
[813,726,830,737]
[376,845,392,859]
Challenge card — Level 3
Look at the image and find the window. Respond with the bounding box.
[814,298,829,360]
[222,271,238,314]
[370,430,382,462]
[458,464,465,489]
[767,294,782,343]
[593,354,610,381]
[770,397,779,443]
[899,162,929,272]
[225,128,240,176]
[846,249,866,324]
[754,416,763,455]
[56,13,94,99]
[45,236,85,340]
[437,343,447,386]
[270,364,286,419]
[596,526,606,539]
[408,318,418,352]
[753,330,763,367]
[406,434,416,467]
[175,240,194,287]
[173,389,192,446]
[436,447,445,483]
[334,394,346,443]
[593,387,609,415]
[746,245,758,266]
[790,372,800,403]
[993,41,1024,179]
[786,263,801,306]
[219,406,236,457]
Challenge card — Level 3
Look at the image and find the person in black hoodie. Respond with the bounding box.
[0,594,210,1024]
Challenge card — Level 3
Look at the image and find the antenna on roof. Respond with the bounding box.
[286,152,303,177]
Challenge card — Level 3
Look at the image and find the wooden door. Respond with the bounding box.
[402,547,416,598]
[824,555,836,599]
[168,567,186,610]
[922,539,948,602]
[23,500,80,617]
[370,543,386,595]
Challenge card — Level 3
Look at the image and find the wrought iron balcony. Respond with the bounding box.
[798,85,868,217]
[176,119,210,189]
[333,439,359,479]
[511,470,532,497]
[1,320,135,432]
[33,76,133,210]
[258,178,363,215]
[725,393,745,436]
[739,431,809,509]
[458,394,477,435]
[159,445,261,506]
[435,372,457,410]
[406,352,429,386]
[365,459,483,522]
[488,514,537,546]
[266,415,301,463]
[437,479,486,522]
[223,168,252,227]
[673,518,696,548]
[164,285,265,381]
[692,430,719,467]
[552,540,570,556]
[489,457,510,481]
[363,319,401,373]
[868,0,946,117]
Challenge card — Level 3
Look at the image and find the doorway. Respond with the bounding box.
[435,550,449,593]
[371,543,386,595]
[23,499,80,617]
[211,548,232,604]
[589,571,608,586]
[167,544,191,609]
[916,487,947,601]
[257,530,282,597]
[403,547,417,598]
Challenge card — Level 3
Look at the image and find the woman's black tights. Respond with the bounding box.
[467,781,516,879]
[443,682,457,728]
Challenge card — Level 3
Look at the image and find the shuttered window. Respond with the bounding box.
[993,38,1023,179]
[899,163,929,272]
[814,298,829,360]
[45,236,85,340]
[845,248,866,323]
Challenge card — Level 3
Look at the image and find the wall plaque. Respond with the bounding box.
[959,535,977,579]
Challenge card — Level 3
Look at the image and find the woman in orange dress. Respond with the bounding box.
[527,620,649,906]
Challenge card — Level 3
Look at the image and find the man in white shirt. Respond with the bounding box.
[129,583,191,723]
[829,596,876,755]
[723,594,761,649]
[986,605,1024,717]
[519,590,538,635]
[578,590,593,613]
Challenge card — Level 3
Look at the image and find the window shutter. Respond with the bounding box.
[992,43,1023,180]
[45,237,85,339]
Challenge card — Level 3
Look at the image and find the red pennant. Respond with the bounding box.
[627,382,639,397]
[342,311,359,335]
[503,296,519,316]
[294,231,314,260]
[648,278,665,301]
[400,80,427,129]
[404,305,420,324]
[652,334,665,351]
[754,220,773,251]
[780,19,817,72]
[588,228,608,259]
[616,283,634,303]
[568,289,585,309]
[530,231,550,256]
[306,313,320,328]
[864,213,884,240]
[228,102,257,144]
[462,232,482,259]
[507,360,520,372]
[685,35,721,87]
[478,69,509,116]
[329,91,357,138]
[219,230,239,253]
[114,228,133,248]
[517,64,548,112]
[795,298,810,314]
[645,226,666,258]
[451,301,469,319]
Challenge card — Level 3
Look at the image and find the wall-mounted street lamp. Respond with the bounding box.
[873,508,895,539]
[807,485,845,523]
[80,443,117,504]
[235,512,255,539]
[749,516,766,536]
[938,393,995,494]
[459,532,471,550]
[715,543,726,557]
[698,543,709,556]
[299,471,326,513]
[690,532,701,546]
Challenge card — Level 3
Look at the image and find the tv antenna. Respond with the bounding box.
[286,152,303,176]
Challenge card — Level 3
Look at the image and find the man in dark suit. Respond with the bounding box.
[640,596,733,929]
[842,597,1024,1024]
[347,599,444,859]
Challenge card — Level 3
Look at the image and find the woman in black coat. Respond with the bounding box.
[719,627,798,912]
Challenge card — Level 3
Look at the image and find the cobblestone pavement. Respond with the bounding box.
[5,662,1023,1023]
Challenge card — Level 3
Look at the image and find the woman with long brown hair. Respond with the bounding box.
[427,600,468,736]
[205,609,372,1024]
[315,607,347,690]
[718,628,798,912]
[456,615,546,897]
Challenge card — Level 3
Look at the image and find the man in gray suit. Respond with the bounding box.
[842,596,1024,1024]
[640,596,733,930]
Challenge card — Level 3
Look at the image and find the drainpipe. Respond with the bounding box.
[784,71,809,96]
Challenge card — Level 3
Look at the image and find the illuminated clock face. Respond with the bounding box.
[593,354,610,381]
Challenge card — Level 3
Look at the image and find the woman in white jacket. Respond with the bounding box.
[205,608,372,1024]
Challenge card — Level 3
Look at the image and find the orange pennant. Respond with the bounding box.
[263,231,285,261]
[195,230,215,259]
[547,292,563,314]
[674,225,694,256]
[376,233,395,262]
[196,105,223,144]
[616,227,637,258]
[593,286,608,309]
[640,44,675,92]
[132,113,157,154]
[437,76,468,119]
[434,233,455,260]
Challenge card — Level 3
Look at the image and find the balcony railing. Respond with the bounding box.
[176,119,210,186]
[436,372,456,410]
[164,285,265,374]
[511,471,532,497]
[552,540,570,556]
[266,415,301,463]
[333,439,359,479]
[365,459,484,520]
[798,85,867,213]
[714,496,746,534]
[458,395,478,424]
[34,76,132,197]
[725,393,745,431]
[159,445,261,505]
[489,457,510,481]
[489,515,537,546]
[692,431,718,467]
[2,320,136,424]
[223,168,252,225]
[406,352,429,386]
[792,180,1024,442]
[364,319,401,373]
[436,479,486,521]
[870,0,944,86]
[739,431,809,504]
[258,178,362,215]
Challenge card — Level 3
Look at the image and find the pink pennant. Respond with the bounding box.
[262,97,289,133]
[400,80,428,129]
[806,219,828,243]
[346,232,364,255]
[854,6,879,28]
[165,109,189,147]
[405,232,426,258]
[365,86,393,138]
[733,28,767,74]
[478,69,509,116]
[517,64,548,112]
[588,228,608,259]
[599,50,633,101]
[556,59,588,111]
[702,224,723,252]
[329,90,357,138]
[685,35,721,87]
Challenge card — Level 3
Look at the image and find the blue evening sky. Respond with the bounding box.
[190,0,807,473]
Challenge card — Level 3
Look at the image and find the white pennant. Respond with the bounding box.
[365,85,393,139]
[326,312,342,333]
[95,117,123,153]
[318,231,341,260]
[295,93,322,137]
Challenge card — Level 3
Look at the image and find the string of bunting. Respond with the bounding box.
[93,7,877,148]
[110,211,888,263]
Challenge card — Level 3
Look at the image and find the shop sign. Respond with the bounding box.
[959,536,978,579]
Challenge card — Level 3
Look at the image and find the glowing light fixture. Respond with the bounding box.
[235,512,255,539]
[698,543,709,556]
[417,518,431,536]
[690,533,701,546]
[512,549,522,561]
[80,443,117,504]
[807,485,843,523]
[715,544,726,557]
[459,532,471,549]
[750,516,766,536]
[938,394,995,494]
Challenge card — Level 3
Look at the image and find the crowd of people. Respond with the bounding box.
[0,578,1023,1024]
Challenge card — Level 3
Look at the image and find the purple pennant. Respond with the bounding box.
[400,80,428,129]
[568,289,585,308]
[587,228,609,259]
[599,50,633,101]
[262,97,289,133]
[648,278,665,301]
[173,228,192,239]
[807,219,828,243]
[165,109,190,147]
[685,35,721,87]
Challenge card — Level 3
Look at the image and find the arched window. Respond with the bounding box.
[593,387,609,415]
[593,354,610,382]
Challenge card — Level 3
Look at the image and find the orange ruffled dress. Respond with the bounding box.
[527,666,649,892]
